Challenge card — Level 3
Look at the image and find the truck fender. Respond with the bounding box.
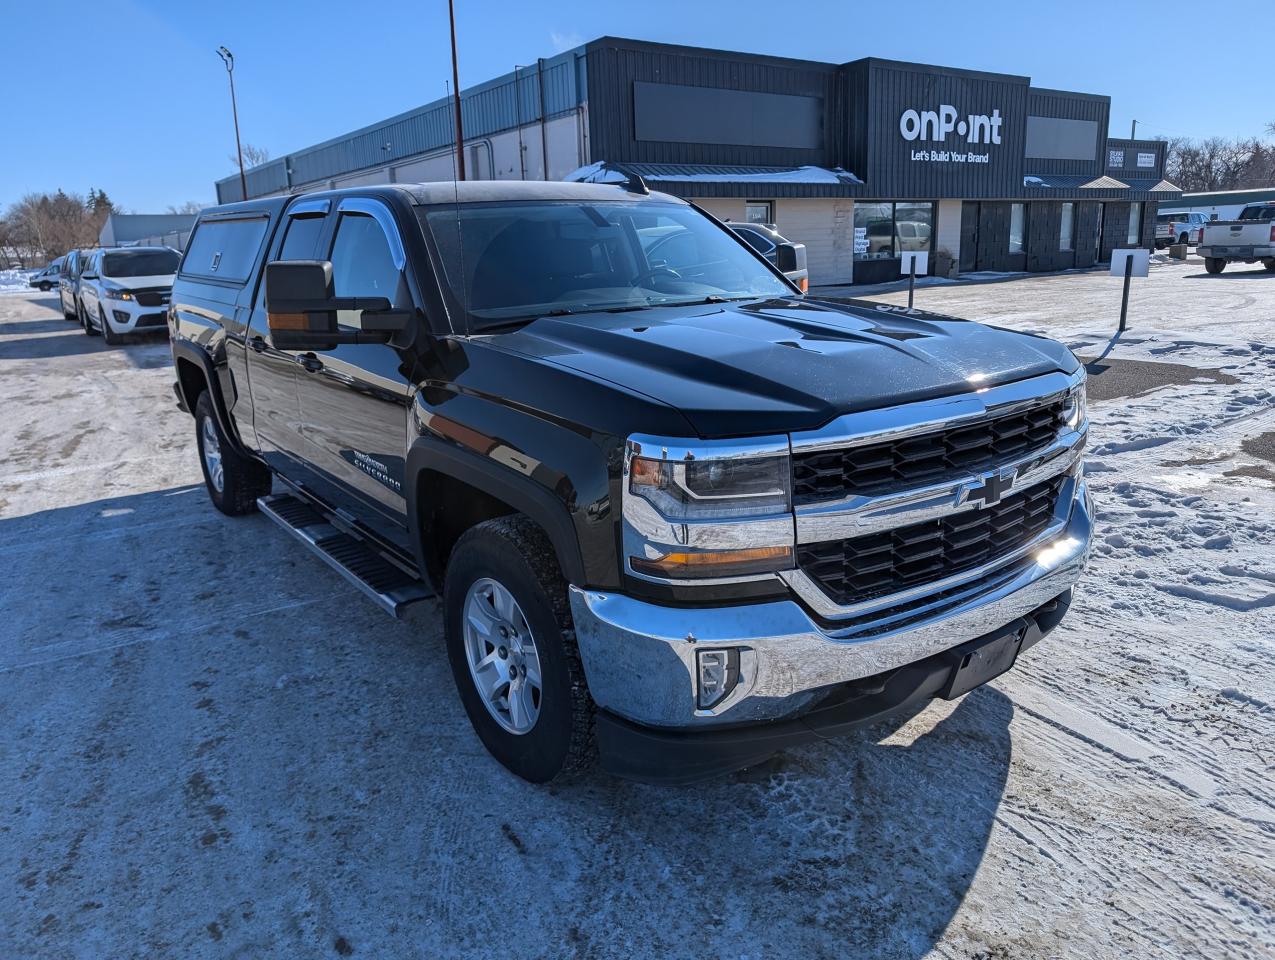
[171,338,251,456]
[405,434,586,592]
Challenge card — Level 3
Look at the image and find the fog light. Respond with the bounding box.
[696,648,741,710]
[113,310,130,324]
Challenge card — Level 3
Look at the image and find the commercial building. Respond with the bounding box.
[1159,187,1275,221]
[215,37,1179,286]
[99,213,196,249]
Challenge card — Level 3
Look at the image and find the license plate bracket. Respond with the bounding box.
[938,623,1026,700]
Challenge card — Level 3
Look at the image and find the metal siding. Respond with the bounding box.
[863,61,1029,200]
[216,50,585,199]
[1105,138,1166,179]
[583,40,838,169]
[1024,88,1109,177]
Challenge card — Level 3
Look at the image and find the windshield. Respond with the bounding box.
[419,199,793,331]
[102,250,180,278]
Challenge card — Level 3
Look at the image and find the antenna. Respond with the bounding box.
[446,80,468,336]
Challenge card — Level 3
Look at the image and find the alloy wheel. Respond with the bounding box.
[200,415,224,493]
[462,577,543,735]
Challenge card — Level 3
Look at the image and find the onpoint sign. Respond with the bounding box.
[899,105,1004,145]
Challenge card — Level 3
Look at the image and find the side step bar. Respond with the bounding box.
[257,493,433,618]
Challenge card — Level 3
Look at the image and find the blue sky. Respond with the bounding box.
[2,0,1269,212]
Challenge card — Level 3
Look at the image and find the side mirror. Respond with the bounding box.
[775,242,806,274]
[265,259,411,350]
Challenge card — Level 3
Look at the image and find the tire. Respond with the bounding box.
[1263,259,1275,273]
[1178,232,1189,245]
[98,306,122,345]
[194,391,272,516]
[443,515,595,783]
[38,282,51,292]
[1204,258,1226,275]
[80,301,98,336]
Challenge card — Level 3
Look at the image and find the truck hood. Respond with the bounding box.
[489,297,1080,437]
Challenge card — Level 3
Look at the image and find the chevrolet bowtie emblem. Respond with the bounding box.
[963,467,1016,507]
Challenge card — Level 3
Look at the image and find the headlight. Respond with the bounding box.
[624,436,794,581]
[1063,379,1087,430]
[629,453,791,520]
[104,286,134,301]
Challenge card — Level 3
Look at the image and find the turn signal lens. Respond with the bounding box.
[798,277,809,293]
[630,545,793,579]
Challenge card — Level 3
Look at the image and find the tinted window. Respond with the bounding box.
[1239,206,1275,221]
[279,215,325,260]
[421,199,791,331]
[181,216,269,282]
[735,228,776,255]
[330,213,401,300]
[103,249,180,278]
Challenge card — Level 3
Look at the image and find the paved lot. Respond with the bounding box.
[2,265,1273,959]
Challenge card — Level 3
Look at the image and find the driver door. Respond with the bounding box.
[291,197,415,547]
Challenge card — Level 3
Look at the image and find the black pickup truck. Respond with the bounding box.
[169,180,1092,784]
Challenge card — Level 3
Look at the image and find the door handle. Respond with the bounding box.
[249,336,266,353]
[299,353,324,374]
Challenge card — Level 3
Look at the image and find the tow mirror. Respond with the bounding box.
[265,259,411,350]
[775,241,807,275]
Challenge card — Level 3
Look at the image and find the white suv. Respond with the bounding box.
[78,247,180,344]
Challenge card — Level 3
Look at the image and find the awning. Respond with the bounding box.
[1023,174,1128,190]
[565,161,864,198]
[1119,178,1182,195]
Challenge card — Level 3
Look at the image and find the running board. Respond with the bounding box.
[257,493,433,618]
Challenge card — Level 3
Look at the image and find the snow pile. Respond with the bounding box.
[0,268,35,295]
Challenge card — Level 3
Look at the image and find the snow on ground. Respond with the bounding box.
[0,268,36,295]
[2,261,1273,958]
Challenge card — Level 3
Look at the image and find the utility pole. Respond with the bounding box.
[217,46,247,200]
[1130,119,1138,139]
[448,0,465,180]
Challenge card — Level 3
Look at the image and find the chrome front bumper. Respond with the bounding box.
[570,478,1092,729]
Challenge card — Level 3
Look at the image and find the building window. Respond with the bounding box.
[854,202,934,261]
[1009,203,1026,254]
[745,201,773,225]
[1060,202,1074,251]
[1127,202,1142,245]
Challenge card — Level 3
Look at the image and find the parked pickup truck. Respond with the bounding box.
[168,180,1092,785]
[1197,202,1275,274]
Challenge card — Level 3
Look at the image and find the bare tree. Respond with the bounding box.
[2,192,102,264]
[230,143,271,170]
[1163,135,1275,191]
[166,201,206,215]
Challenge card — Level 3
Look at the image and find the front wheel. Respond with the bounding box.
[99,306,121,346]
[1204,258,1226,275]
[194,391,272,516]
[1178,232,1189,246]
[444,516,595,783]
[38,282,51,292]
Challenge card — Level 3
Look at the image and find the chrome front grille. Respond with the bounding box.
[796,474,1065,607]
[792,395,1067,504]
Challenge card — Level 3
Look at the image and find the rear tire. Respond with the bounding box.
[1263,258,1275,273]
[1178,232,1189,245]
[443,515,595,783]
[194,391,272,516]
[1204,258,1226,275]
[99,306,121,346]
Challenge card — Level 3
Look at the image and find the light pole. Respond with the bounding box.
[217,46,247,200]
